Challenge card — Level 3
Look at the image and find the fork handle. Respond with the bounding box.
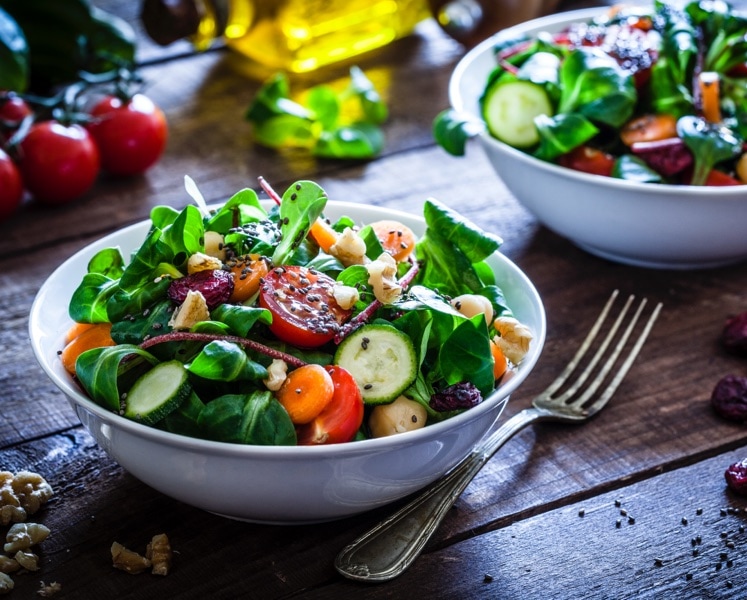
[334,407,543,582]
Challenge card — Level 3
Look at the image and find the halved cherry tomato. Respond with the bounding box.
[558,145,616,177]
[87,93,167,176]
[370,220,417,262]
[296,365,364,445]
[259,265,352,348]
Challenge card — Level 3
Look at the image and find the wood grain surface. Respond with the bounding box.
[2,1,747,598]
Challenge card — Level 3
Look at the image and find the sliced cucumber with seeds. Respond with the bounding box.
[334,324,417,405]
[482,79,552,148]
[124,360,191,425]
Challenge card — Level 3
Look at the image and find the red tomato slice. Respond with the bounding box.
[296,365,364,445]
[258,265,352,348]
[558,145,616,177]
[702,169,742,186]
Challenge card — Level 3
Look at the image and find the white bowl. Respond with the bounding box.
[29,201,546,523]
[449,7,747,270]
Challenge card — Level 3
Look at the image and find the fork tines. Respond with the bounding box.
[543,290,663,415]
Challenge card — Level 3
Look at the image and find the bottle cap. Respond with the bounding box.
[140,0,202,46]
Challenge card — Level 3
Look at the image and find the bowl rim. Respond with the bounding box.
[448,5,747,198]
[30,200,547,459]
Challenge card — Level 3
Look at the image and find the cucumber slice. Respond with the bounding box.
[334,324,417,405]
[482,80,552,148]
[124,360,191,425]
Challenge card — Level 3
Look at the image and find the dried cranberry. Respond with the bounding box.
[721,312,747,356]
[167,269,234,310]
[710,375,747,422]
[725,458,747,496]
[430,382,482,412]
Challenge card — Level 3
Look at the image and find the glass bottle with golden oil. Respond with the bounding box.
[141,0,432,74]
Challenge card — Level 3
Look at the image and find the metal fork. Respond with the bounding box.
[335,290,662,583]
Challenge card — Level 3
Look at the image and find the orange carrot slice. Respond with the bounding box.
[309,219,339,253]
[64,321,97,344]
[228,255,268,303]
[61,322,115,375]
[620,114,678,147]
[699,71,721,123]
[490,340,508,380]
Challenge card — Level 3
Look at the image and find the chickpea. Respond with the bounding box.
[451,294,494,323]
[369,396,427,437]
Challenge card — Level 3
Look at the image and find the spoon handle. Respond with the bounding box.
[334,408,540,582]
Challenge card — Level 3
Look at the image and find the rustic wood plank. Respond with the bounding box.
[5,429,747,598]
[301,447,747,600]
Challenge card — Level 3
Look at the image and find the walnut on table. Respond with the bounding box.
[145,533,172,576]
[111,542,151,575]
[111,533,173,576]
[0,472,53,527]
[0,472,54,594]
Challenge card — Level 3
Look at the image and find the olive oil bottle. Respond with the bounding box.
[141,0,431,74]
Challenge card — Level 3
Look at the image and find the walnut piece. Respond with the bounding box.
[493,316,533,365]
[0,572,13,594]
[329,227,367,266]
[13,550,39,571]
[366,253,402,305]
[111,542,152,574]
[0,557,18,575]
[145,533,172,576]
[0,472,54,526]
[37,581,62,597]
[263,359,288,392]
[4,523,50,554]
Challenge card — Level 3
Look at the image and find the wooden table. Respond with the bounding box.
[3,1,747,598]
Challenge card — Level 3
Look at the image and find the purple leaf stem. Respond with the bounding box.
[139,332,307,368]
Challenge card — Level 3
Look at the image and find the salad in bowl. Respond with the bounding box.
[436,0,747,186]
[59,178,535,448]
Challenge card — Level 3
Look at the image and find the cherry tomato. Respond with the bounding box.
[18,121,100,205]
[0,148,23,220]
[87,93,168,176]
[684,169,743,187]
[259,265,352,348]
[558,145,616,177]
[0,93,32,139]
[296,365,364,445]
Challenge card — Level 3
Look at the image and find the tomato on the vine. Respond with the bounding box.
[0,93,32,140]
[18,121,100,205]
[296,365,364,445]
[259,265,352,348]
[0,148,23,220]
[87,93,167,176]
